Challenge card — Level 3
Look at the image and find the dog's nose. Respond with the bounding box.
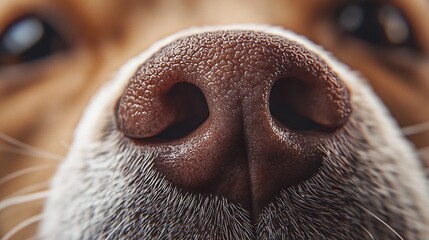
[117,30,351,217]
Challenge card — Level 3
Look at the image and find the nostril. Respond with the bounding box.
[269,77,351,133]
[270,78,325,132]
[117,82,209,141]
[156,82,209,140]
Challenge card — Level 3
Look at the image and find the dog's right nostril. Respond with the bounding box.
[153,82,209,140]
[117,81,209,140]
[269,77,349,132]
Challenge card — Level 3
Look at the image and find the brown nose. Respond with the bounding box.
[116,30,351,218]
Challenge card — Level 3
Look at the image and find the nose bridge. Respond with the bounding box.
[193,33,283,129]
[179,31,284,107]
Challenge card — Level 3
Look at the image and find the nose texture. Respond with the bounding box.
[117,30,351,218]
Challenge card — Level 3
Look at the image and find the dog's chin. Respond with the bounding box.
[40,25,429,239]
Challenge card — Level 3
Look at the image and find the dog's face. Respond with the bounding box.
[0,0,428,239]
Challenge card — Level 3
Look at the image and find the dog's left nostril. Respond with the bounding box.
[269,77,349,132]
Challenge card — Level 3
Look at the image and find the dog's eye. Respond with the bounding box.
[0,15,69,67]
[335,2,419,50]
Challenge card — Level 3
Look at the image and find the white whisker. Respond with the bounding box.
[0,132,63,160]
[5,181,50,198]
[0,145,62,161]
[1,214,43,240]
[360,224,375,240]
[402,121,429,136]
[105,217,128,240]
[357,205,404,240]
[0,165,55,186]
[0,190,49,211]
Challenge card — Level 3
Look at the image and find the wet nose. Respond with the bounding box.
[116,30,351,217]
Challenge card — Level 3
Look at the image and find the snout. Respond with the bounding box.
[41,26,429,240]
[116,30,351,217]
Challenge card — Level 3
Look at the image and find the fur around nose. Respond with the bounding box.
[116,30,351,218]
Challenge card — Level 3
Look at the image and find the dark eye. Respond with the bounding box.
[0,15,69,67]
[335,2,419,50]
